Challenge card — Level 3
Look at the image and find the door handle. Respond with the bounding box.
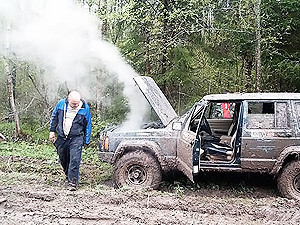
[276,132,292,137]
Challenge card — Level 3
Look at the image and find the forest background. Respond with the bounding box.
[0,0,299,146]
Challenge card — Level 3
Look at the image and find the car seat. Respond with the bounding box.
[203,126,237,160]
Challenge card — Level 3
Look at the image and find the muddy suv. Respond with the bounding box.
[99,76,300,200]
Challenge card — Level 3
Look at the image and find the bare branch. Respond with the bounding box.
[18,97,35,114]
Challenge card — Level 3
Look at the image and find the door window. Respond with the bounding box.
[206,102,234,119]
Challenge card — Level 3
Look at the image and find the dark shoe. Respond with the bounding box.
[67,182,77,191]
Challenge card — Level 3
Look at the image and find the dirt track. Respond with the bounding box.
[1,163,300,224]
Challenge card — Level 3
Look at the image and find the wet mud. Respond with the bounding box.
[1,168,300,225]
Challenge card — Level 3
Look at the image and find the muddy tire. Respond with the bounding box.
[114,151,162,189]
[277,160,300,200]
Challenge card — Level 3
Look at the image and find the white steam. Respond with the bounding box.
[0,0,149,130]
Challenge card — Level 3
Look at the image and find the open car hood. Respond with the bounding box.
[133,76,178,126]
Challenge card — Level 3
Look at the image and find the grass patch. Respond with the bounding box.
[0,122,15,139]
[0,140,114,187]
[0,171,43,185]
[21,122,50,142]
[0,141,57,161]
[82,145,100,164]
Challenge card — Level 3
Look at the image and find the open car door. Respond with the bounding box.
[177,130,197,181]
[176,101,207,182]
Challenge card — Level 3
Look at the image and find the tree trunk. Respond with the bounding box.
[143,28,151,76]
[5,59,22,137]
[4,22,21,137]
[244,54,253,92]
[255,0,262,91]
[100,0,108,37]
[160,0,170,95]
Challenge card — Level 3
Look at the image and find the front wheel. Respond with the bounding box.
[114,150,162,189]
[277,160,300,200]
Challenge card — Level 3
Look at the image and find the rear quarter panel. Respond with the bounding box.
[240,100,298,172]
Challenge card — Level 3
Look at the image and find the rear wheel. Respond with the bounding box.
[114,150,162,189]
[277,160,300,200]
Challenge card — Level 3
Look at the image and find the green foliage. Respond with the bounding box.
[100,95,129,124]
[99,0,299,113]
[0,141,57,161]
[0,122,15,139]
[99,0,261,112]
[21,122,50,142]
[98,79,129,124]
[1,0,299,139]
[0,59,8,116]
[262,0,300,91]
[82,144,99,164]
[0,121,49,142]
[173,181,185,197]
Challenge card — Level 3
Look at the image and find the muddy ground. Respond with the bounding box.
[0,156,300,225]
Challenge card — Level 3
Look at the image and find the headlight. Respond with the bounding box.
[104,137,109,150]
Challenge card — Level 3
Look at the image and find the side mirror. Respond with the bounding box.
[172,122,182,131]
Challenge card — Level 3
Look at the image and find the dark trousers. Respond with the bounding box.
[54,135,83,185]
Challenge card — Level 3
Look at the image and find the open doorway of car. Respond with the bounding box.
[196,101,243,166]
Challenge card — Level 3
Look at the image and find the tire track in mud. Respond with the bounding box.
[1,181,300,225]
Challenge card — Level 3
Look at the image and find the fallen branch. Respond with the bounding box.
[6,156,13,173]
[0,197,7,204]
[0,132,6,141]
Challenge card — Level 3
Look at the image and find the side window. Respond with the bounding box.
[276,102,289,128]
[247,101,289,129]
[247,102,275,129]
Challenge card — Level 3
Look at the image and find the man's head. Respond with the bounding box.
[68,91,81,109]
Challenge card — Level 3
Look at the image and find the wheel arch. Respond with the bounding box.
[271,146,300,175]
[113,140,167,170]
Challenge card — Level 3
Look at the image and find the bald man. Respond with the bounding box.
[49,91,92,191]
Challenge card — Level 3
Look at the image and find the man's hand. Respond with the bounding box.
[49,132,56,143]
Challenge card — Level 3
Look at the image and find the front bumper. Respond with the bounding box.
[99,151,115,164]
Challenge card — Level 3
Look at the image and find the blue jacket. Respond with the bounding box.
[50,99,92,145]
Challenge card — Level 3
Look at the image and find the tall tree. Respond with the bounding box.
[255,0,262,91]
[3,24,22,137]
[4,60,22,137]
[261,0,300,91]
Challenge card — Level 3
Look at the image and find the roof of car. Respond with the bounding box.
[203,93,300,101]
